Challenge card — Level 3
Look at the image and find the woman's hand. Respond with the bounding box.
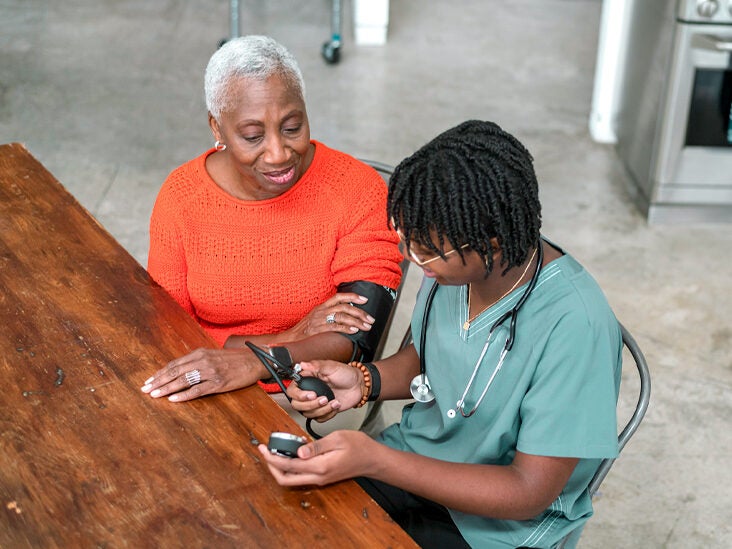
[223,292,375,350]
[288,360,364,421]
[282,292,375,341]
[140,348,266,402]
[258,430,379,487]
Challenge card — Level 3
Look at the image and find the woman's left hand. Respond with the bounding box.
[283,292,375,340]
[257,430,378,487]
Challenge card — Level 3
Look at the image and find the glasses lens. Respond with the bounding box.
[398,240,427,265]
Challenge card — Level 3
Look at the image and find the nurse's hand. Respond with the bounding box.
[287,360,364,421]
[258,430,379,487]
[140,348,267,402]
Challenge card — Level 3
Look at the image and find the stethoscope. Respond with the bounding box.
[410,241,544,419]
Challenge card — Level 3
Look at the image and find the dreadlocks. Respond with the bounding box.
[387,120,542,275]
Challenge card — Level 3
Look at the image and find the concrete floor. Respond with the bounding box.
[2,1,731,547]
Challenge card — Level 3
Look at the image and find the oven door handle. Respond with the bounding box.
[691,34,732,52]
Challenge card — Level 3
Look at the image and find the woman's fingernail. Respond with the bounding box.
[318,396,328,406]
[150,389,161,397]
[332,401,342,410]
[349,326,359,332]
[357,295,368,302]
[366,315,375,323]
[168,394,179,402]
[141,384,151,393]
[144,377,154,385]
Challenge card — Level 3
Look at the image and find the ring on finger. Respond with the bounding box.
[326,313,336,324]
[184,369,201,387]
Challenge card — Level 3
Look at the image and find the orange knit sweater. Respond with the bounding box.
[148,141,403,347]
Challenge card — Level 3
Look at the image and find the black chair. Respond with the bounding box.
[274,159,405,437]
[358,159,409,361]
[357,159,411,430]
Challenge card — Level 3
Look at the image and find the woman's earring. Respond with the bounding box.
[214,140,227,151]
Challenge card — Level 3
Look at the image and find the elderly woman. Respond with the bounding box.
[140,36,402,417]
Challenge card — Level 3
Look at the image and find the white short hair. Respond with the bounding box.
[204,35,305,120]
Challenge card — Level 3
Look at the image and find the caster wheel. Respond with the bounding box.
[321,41,341,64]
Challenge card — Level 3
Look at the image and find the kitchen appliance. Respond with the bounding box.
[615,0,732,223]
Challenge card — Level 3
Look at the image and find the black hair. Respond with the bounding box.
[387,120,542,275]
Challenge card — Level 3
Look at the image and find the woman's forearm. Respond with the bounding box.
[225,332,355,363]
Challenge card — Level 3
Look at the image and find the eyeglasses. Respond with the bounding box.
[393,225,470,266]
[399,240,470,266]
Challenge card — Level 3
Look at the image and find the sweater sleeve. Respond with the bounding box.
[330,163,403,291]
[147,175,196,318]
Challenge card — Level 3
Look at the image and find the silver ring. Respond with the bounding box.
[184,369,201,387]
[326,313,336,324]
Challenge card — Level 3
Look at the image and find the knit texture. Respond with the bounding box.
[148,141,403,350]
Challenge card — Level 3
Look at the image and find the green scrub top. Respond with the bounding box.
[378,253,622,548]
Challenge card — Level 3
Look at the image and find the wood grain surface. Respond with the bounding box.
[0,143,416,548]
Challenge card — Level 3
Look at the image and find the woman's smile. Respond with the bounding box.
[262,165,297,186]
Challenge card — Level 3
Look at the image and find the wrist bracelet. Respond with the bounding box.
[364,362,380,402]
[348,361,371,408]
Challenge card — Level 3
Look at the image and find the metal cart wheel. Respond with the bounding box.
[321,40,341,64]
[321,0,342,64]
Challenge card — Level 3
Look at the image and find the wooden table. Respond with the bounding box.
[0,143,416,548]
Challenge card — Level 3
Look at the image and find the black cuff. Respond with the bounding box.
[336,280,397,362]
[364,362,380,401]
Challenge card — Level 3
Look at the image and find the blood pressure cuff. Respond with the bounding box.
[337,280,396,363]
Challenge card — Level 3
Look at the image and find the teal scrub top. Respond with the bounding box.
[378,253,622,548]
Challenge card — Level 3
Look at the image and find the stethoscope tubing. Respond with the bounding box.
[416,241,544,414]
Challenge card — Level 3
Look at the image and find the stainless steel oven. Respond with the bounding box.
[616,0,732,223]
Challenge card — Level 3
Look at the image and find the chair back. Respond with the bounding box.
[358,159,410,361]
[587,323,651,494]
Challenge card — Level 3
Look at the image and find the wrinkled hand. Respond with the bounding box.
[258,430,378,487]
[140,348,265,402]
[283,292,374,341]
[288,360,363,421]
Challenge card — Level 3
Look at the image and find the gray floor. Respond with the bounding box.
[2,1,731,547]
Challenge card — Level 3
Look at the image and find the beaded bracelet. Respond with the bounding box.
[348,361,371,408]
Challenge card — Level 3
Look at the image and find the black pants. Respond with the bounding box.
[356,477,472,549]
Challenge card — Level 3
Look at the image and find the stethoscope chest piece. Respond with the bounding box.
[410,374,435,403]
